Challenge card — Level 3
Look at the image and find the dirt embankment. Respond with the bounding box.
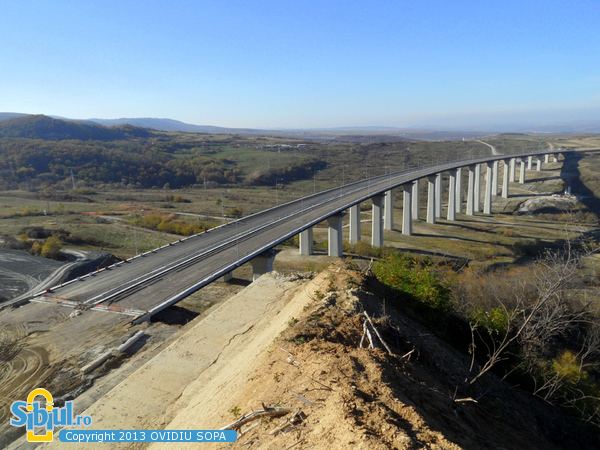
[154,264,598,450]
[41,264,599,450]
[43,271,318,449]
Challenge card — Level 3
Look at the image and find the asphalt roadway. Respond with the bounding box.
[30,149,582,320]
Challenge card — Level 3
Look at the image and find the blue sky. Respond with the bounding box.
[1,0,599,128]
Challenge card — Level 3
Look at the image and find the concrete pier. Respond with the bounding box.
[384,190,394,231]
[411,180,419,220]
[491,161,498,196]
[545,154,549,164]
[553,154,558,163]
[251,251,275,281]
[536,158,541,171]
[455,168,462,213]
[483,161,493,214]
[327,214,343,257]
[299,227,314,255]
[402,184,412,235]
[474,164,481,213]
[427,175,436,224]
[519,159,526,184]
[509,158,516,182]
[466,166,475,216]
[447,169,456,221]
[222,271,233,282]
[435,173,442,218]
[349,204,361,244]
[527,155,533,170]
[501,159,510,199]
[371,195,384,247]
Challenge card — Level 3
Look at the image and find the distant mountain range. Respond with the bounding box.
[88,117,238,134]
[0,112,599,141]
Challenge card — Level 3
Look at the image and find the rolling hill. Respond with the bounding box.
[0,115,153,140]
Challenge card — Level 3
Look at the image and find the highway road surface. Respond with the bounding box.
[27,149,585,321]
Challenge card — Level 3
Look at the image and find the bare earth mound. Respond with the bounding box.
[155,264,598,450]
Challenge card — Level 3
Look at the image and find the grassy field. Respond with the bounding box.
[1,134,599,265]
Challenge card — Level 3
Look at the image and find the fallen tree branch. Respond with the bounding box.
[363,311,394,355]
[219,406,292,431]
[453,397,478,404]
[400,348,415,360]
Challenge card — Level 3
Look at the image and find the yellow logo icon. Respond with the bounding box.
[25,388,54,442]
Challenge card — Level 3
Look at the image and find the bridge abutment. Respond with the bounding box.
[251,251,275,281]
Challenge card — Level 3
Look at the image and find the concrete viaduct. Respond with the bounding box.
[297,152,559,256]
[30,149,580,323]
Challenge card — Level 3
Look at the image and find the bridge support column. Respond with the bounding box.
[299,227,313,255]
[371,195,384,247]
[327,214,343,257]
[222,272,233,282]
[553,154,558,163]
[484,161,493,214]
[402,184,412,235]
[536,158,541,171]
[466,166,475,216]
[545,154,549,164]
[411,180,419,220]
[435,173,442,218]
[349,204,361,244]
[384,190,394,231]
[474,164,481,213]
[455,168,462,213]
[251,251,275,281]
[502,159,510,199]
[447,169,457,221]
[527,155,533,170]
[426,175,436,224]
[519,159,526,184]
[509,158,516,182]
[491,161,498,196]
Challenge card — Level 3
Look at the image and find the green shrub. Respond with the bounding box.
[552,350,586,384]
[40,235,62,259]
[470,306,509,335]
[372,253,450,311]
